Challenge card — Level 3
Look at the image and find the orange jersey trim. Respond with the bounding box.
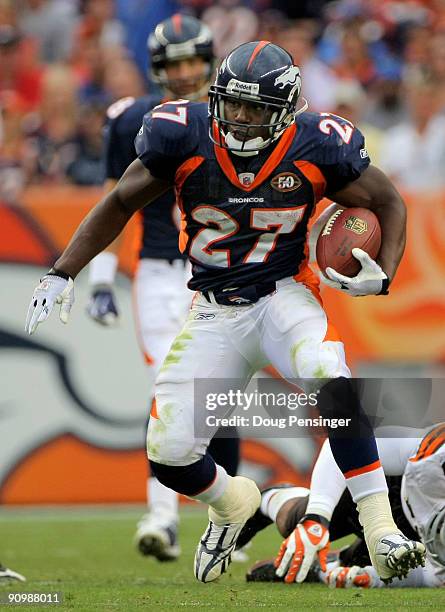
[150,398,159,419]
[213,121,297,192]
[410,423,445,462]
[294,160,327,203]
[344,460,382,480]
[175,156,205,253]
[247,40,270,70]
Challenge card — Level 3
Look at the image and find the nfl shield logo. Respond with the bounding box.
[344,216,368,235]
[238,172,255,187]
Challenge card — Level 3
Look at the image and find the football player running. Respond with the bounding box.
[241,423,445,588]
[25,40,425,583]
[86,14,240,562]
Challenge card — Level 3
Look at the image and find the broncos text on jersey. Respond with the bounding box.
[105,94,185,261]
[135,101,370,291]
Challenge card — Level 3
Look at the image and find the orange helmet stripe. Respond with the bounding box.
[172,13,182,35]
[247,40,270,70]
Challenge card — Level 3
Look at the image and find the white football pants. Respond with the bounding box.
[133,258,192,370]
[148,274,351,466]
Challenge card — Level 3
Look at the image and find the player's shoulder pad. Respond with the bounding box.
[106,94,163,138]
[296,111,369,166]
[135,101,206,159]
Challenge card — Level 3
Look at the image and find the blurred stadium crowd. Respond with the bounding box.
[2,0,445,201]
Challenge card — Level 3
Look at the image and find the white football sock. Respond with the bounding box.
[148,477,179,521]
[261,487,309,522]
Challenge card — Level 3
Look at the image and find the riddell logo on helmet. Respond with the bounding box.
[271,172,302,192]
[227,79,260,96]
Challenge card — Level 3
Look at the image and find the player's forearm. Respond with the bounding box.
[102,179,123,257]
[370,193,406,283]
[329,165,407,283]
[54,191,133,278]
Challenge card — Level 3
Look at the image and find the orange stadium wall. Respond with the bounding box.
[0,187,444,505]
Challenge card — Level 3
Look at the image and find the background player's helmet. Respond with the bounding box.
[209,40,303,153]
[148,14,214,100]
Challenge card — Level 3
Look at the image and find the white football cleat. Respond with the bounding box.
[194,476,260,583]
[134,513,180,561]
[0,563,26,582]
[373,533,426,583]
[194,521,246,582]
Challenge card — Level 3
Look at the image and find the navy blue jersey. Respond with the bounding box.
[104,94,185,261]
[136,102,370,291]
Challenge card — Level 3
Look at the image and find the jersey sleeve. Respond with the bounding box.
[135,101,200,181]
[313,114,370,194]
[104,97,139,180]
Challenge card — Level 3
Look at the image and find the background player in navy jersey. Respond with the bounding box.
[86,14,240,562]
[26,40,425,584]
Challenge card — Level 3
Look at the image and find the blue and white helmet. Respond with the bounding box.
[148,14,214,100]
[209,40,305,153]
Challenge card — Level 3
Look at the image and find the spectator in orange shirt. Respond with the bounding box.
[0,25,44,112]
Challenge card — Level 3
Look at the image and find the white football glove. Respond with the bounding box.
[274,518,330,583]
[322,565,377,589]
[25,272,74,335]
[325,248,389,297]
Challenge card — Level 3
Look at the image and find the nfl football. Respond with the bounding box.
[316,207,381,278]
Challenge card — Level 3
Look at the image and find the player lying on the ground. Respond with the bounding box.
[25,40,425,583]
[240,423,444,587]
[0,562,26,582]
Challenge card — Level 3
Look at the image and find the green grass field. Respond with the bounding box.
[1,506,444,610]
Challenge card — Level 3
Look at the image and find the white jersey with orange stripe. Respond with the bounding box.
[401,423,445,584]
[311,429,445,586]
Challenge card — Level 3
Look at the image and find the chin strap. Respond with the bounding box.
[224,132,263,157]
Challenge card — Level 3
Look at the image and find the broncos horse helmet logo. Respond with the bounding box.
[274,66,301,90]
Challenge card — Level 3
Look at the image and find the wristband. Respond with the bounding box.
[300,513,330,529]
[47,267,71,281]
[378,277,390,296]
